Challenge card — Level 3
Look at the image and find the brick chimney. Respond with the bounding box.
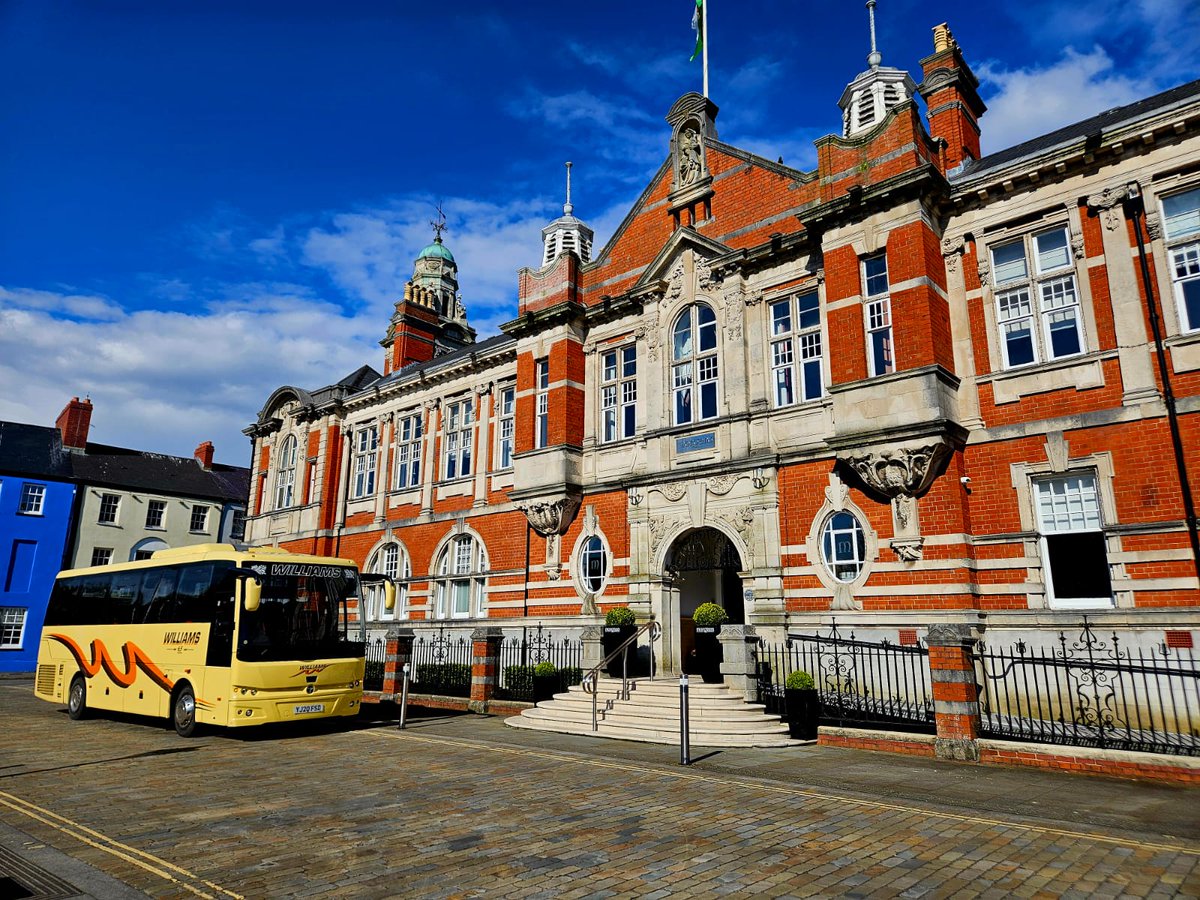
[195,441,215,470]
[56,397,93,451]
[916,24,987,172]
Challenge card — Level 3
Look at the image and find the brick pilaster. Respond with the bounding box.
[468,627,504,714]
[383,627,415,701]
[925,623,982,761]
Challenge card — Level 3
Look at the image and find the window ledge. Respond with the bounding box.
[15,511,43,517]
[980,350,1113,405]
[1166,331,1200,374]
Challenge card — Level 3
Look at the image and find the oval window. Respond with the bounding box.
[579,535,608,594]
[821,512,866,583]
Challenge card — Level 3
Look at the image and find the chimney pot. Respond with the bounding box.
[195,441,215,470]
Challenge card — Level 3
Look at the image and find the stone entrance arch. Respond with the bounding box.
[659,526,745,675]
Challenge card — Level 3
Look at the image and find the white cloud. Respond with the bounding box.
[0,285,376,466]
[977,47,1154,154]
[0,286,125,322]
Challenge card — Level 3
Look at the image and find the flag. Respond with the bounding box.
[690,0,703,62]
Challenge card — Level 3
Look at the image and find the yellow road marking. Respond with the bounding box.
[0,789,243,899]
[357,729,1200,857]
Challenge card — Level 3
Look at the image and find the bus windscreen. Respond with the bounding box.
[237,567,362,662]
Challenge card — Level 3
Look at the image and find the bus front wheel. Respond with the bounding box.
[67,675,88,720]
[172,684,197,738]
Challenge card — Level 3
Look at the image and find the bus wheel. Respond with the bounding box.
[67,675,88,720]
[172,684,197,738]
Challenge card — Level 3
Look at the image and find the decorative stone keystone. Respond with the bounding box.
[925,623,982,762]
[468,627,504,714]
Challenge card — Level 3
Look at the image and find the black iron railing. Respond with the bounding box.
[410,624,473,697]
[757,621,934,733]
[977,619,1200,757]
[496,624,583,701]
[363,636,386,692]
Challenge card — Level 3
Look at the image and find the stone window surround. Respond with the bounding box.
[669,300,722,426]
[1146,174,1200,340]
[802,473,880,610]
[767,287,826,408]
[274,433,299,511]
[365,536,413,620]
[1008,445,1127,609]
[428,521,490,620]
[569,509,613,600]
[976,207,1101,391]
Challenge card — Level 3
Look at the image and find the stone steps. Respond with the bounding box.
[504,678,800,748]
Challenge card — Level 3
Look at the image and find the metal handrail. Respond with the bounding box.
[581,617,662,731]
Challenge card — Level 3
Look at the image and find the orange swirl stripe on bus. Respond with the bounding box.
[48,634,211,707]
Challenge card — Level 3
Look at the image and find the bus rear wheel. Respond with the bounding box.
[172,684,197,738]
[67,675,88,720]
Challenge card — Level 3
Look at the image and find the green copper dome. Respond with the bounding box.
[418,238,455,263]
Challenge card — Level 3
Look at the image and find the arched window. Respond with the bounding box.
[671,303,719,425]
[433,534,488,620]
[821,512,867,583]
[367,542,410,620]
[577,535,609,595]
[274,435,298,510]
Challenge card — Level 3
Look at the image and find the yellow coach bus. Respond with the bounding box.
[34,544,395,736]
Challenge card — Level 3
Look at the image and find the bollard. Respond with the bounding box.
[398,663,411,730]
[679,674,691,766]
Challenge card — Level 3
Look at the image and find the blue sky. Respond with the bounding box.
[3,0,1199,464]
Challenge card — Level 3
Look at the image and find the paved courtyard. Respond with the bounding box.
[1,679,1198,899]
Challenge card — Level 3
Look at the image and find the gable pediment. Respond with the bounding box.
[632,227,732,294]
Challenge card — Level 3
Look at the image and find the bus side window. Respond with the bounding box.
[45,578,83,626]
[110,573,141,624]
[176,564,214,622]
[79,573,115,624]
[144,571,179,624]
[206,564,236,667]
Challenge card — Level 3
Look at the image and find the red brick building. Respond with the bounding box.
[246,22,1200,668]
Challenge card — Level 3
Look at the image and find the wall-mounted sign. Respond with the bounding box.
[676,432,716,454]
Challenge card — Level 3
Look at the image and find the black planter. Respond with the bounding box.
[533,674,559,704]
[785,688,820,740]
[602,625,637,677]
[693,625,723,683]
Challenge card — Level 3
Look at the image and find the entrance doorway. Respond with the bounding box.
[665,528,744,677]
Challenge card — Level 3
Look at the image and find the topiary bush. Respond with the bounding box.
[605,606,637,627]
[786,669,815,691]
[533,660,557,676]
[692,602,729,627]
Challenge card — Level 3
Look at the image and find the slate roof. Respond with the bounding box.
[0,420,249,504]
[955,79,1200,181]
[371,333,515,391]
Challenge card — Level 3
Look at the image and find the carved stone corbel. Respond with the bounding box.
[841,441,952,501]
[1145,211,1163,242]
[516,494,582,536]
[1086,185,1133,231]
[941,236,965,273]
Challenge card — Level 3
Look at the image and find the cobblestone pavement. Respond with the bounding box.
[1,681,1198,899]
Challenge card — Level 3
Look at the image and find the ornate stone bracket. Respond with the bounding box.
[1086,185,1133,231]
[516,494,582,536]
[890,537,925,563]
[941,236,965,273]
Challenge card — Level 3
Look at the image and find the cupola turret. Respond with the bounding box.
[838,0,917,137]
[541,162,594,266]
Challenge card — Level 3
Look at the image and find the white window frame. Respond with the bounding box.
[577,534,610,596]
[671,303,720,425]
[1034,473,1114,610]
[1161,186,1200,334]
[443,398,474,480]
[770,291,823,406]
[990,225,1086,369]
[601,345,637,442]
[275,435,298,509]
[90,547,113,567]
[352,426,378,498]
[393,412,423,490]
[821,511,867,583]
[0,607,27,649]
[863,254,894,377]
[535,358,550,449]
[368,542,411,620]
[496,386,515,469]
[18,483,45,516]
[229,508,246,541]
[189,505,209,533]
[434,534,487,620]
[98,493,120,525]
[145,499,167,529]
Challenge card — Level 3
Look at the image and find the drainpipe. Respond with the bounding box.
[1126,183,1200,586]
[521,521,531,669]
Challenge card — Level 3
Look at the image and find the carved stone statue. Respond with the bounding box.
[678,126,703,186]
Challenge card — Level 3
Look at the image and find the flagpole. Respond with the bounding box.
[702,0,709,98]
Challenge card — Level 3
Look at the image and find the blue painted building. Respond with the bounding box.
[0,422,77,673]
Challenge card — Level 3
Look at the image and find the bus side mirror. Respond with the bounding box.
[384,581,397,612]
[243,578,262,612]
